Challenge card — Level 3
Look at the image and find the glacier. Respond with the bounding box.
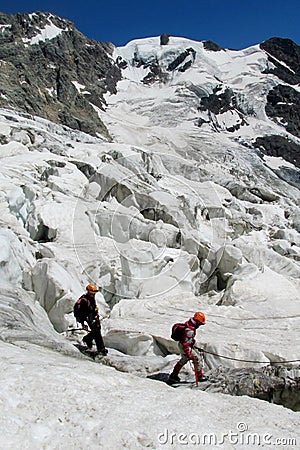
[0,29,299,449]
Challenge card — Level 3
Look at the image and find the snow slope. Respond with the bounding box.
[0,341,299,450]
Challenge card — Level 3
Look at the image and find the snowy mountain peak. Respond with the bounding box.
[112,34,300,182]
[114,34,272,108]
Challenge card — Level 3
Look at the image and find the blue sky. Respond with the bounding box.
[1,0,299,49]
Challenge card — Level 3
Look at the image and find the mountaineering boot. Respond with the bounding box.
[97,348,108,356]
[169,373,181,383]
[197,369,208,382]
[168,362,182,384]
[83,335,93,349]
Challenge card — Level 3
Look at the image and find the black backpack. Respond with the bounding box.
[171,323,186,341]
[73,297,89,323]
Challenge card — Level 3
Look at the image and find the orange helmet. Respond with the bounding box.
[194,311,206,324]
[86,283,98,293]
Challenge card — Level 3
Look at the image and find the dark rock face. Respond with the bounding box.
[274,166,300,189]
[255,134,300,187]
[260,37,300,85]
[254,135,300,189]
[199,87,234,115]
[197,86,247,132]
[254,135,300,169]
[116,55,128,70]
[203,40,223,51]
[167,47,196,71]
[265,85,300,138]
[0,12,121,138]
[142,62,169,85]
[160,33,169,45]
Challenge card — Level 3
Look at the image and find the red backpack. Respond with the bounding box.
[171,323,186,341]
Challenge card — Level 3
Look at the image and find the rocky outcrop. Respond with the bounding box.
[203,40,223,51]
[167,47,196,71]
[254,135,300,169]
[265,85,300,138]
[199,87,235,115]
[197,87,247,132]
[142,62,169,84]
[260,37,300,85]
[0,12,121,138]
[160,33,169,45]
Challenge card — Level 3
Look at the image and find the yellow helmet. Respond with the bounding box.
[194,311,206,324]
[86,283,98,293]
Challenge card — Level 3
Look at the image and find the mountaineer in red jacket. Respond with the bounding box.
[168,311,207,384]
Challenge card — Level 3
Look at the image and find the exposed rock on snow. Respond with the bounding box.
[260,37,300,85]
[200,365,300,411]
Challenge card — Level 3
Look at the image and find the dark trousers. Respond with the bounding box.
[86,316,105,351]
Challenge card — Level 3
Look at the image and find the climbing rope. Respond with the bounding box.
[195,347,300,364]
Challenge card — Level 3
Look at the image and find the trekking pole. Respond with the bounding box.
[67,327,84,332]
[66,327,91,333]
[189,359,199,386]
[193,360,199,387]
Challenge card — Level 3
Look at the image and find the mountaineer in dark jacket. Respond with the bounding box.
[74,283,108,355]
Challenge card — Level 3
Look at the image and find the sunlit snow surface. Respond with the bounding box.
[1,341,299,449]
[0,33,300,449]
